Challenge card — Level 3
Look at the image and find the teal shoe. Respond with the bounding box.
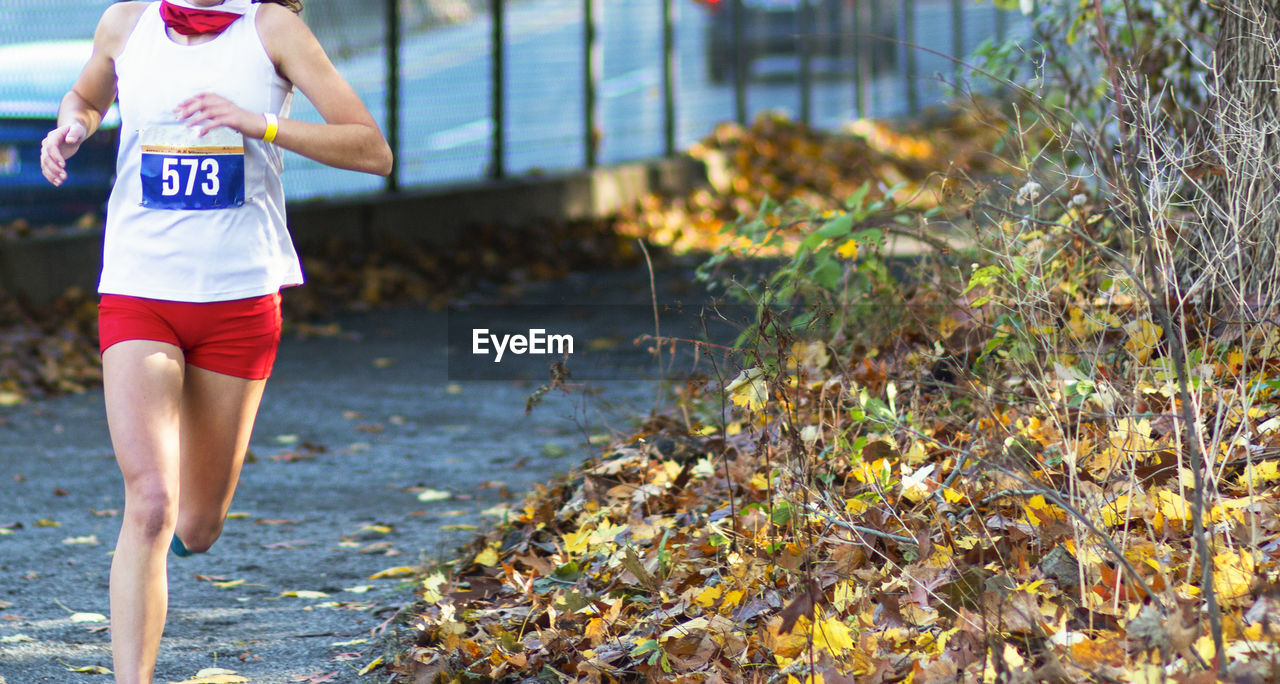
[170,535,193,557]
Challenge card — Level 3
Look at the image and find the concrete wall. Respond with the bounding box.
[0,155,708,306]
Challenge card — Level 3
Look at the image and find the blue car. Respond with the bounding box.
[0,40,119,226]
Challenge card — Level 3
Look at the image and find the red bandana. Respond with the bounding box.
[160,0,244,36]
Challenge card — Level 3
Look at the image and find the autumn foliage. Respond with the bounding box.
[385,104,1280,683]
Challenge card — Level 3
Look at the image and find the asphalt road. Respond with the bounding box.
[0,256,728,683]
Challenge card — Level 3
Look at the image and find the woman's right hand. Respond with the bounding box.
[40,122,89,186]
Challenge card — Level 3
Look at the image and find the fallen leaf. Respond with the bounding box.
[474,545,500,567]
[369,566,417,580]
[168,668,249,684]
[281,590,330,600]
[62,535,100,545]
[416,489,451,502]
[69,613,107,624]
[357,656,384,676]
[67,665,112,675]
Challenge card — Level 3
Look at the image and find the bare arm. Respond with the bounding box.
[41,2,145,186]
[174,4,393,177]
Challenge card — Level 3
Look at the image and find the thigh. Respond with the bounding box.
[102,340,185,489]
[178,364,267,518]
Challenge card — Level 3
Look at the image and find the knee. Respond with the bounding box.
[122,481,178,541]
[175,516,225,554]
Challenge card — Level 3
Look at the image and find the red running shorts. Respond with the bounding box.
[98,292,283,380]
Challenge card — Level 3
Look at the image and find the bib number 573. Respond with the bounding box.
[141,150,245,210]
[161,157,221,197]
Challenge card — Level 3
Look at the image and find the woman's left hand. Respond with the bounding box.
[174,92,266,139]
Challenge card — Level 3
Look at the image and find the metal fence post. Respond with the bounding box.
[384,0,400,192]
[584,0,599,167]
[951,0,964,86]
[903,0,918,114]
[662,0,676,156]
[799,0,813,126]
[853,0,867,118]
[732,0,746,125]
[490,0,505,179]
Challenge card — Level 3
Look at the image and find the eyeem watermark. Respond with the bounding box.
[448,304,752,381]
[472,328,574,363]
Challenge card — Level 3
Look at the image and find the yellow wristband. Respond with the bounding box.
[262,113,279,143]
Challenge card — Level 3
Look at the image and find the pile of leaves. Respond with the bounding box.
[0,290,101,405]
[386,250,1280,684]
[615,105,1008,255]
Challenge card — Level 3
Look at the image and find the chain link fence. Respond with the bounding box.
[0,0,1025,205]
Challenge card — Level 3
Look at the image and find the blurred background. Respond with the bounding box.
[0,0,1021,218]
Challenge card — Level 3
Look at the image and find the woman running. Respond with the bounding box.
[39,1,392,681]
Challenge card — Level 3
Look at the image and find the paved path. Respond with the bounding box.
[0,259,712,683]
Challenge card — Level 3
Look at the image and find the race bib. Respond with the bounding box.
[139,124,245,210]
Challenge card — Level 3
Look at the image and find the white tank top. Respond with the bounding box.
[99,2,302,302]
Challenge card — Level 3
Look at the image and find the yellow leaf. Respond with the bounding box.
[420,572,447,605]
[814,615,856,655]
[725,368,768,411]
[369,566,417,580]
[765,615,811,659]
[721,589,745,610]
[562,528,591,554]
[35,519,60,527]
[844,497,868,515]
[69,612,107,624]
[357,655,384,676]
[1099,495,1130,527]
[836,239,859,260]
[67,665,112,674]
[1123,319,1162,363]
[474,545,500,567]
[1213,551,1254,606]
[941,487,964,504]
[750,472,771,491]
[1240,461,1280,488]
[693,585,723,608]
[212,579,245,589]
[1155,489,1192,523]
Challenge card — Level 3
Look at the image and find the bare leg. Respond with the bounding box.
[104,341,185,684]
[173,364,267,552]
